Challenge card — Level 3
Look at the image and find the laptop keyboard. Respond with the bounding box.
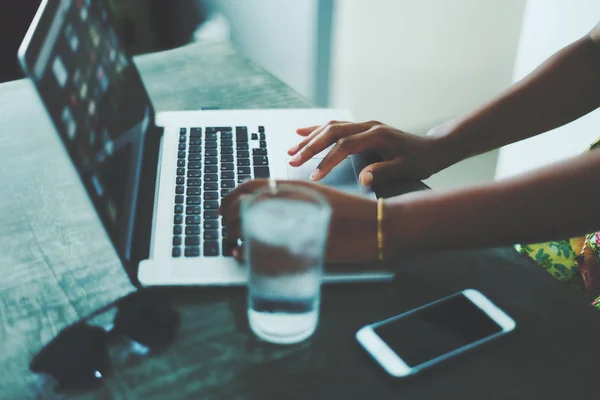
[172,126,270,258]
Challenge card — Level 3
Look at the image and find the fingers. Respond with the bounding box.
[289,121,342,156]
[288,121,376,166]
[295,124,321,137]
[311,128,389,181]
[358,158,406,186]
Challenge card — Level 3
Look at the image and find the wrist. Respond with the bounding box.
[426,119,469,171]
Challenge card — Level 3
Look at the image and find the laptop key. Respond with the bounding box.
[221,139,233,147]
[188,153,201,161]
[252,148,267,156]
[205,165,218,173]
[185,236,201,246]
[204,220,218,229]
[186,215,201,225]
[204,191,218,200]
[188,170,201,178]
[237,159,250,166]
[236,127,248,142]
[174,205,184,214]
[184,246,200,257]
[221,147,233,155]
[238,175,251,183]
[177,159,185,167]
[188,178,201,186]
[253,156,269,166]
[204,210,219,219]
[190,127,202,136]
[188,161,201,169]
[204,230,218,240]
[207,126,232,133]
[175,195,184,204]
[180,128,187,134]
[204,182,218,191]
[237,150,250,158]
[258,126,265,133]
[176,185,184,194]
[178,143,186,151]
[221,189,231,197]
[204,173,218,182]
[204,241,220,257]
[173,225,182,235]
[176,177,185,185]
[185,225,200,235]
[251,133,258,140]
[221,154,234,162]
[204,200,219,210]
[222,227,228,238]
[172,247,182,257]
[174,215,183,224]
[221,171,234,179]
[221,163,234,171]
[187,187,200,196]
[236,143,249,150]
[173,236,182,246]
[205,148,218,156]
[254,167,270,178]
[220,131,233,139]
[204,157,218,165]
[221,180,235,189]
[205,142,218,149]
[222,240,234,256]
[178,151,186,158]
[189,145,202,153]
[179,134,186,143]
[186,205,201,215]
[259,141,267,148]
[186,197,201,206]
[176,167,185,175]
[259,133,266,140]
[205,132,217,141]
[237,166,251,175]
[190,138,202,145]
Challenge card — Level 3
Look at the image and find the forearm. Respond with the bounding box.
[386,150,600,256]
[430,33,600,168]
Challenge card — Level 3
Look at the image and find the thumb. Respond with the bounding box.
[359,158,406,186]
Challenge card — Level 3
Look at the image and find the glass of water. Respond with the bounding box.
[241,183,332,344]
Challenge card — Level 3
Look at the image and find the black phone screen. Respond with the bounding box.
[374,293,503,367]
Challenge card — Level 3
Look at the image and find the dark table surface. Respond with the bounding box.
[1,40,600,399]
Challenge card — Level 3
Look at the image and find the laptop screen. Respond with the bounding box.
[20,0,155,263]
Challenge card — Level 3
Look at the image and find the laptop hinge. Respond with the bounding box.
[127,123,163,287]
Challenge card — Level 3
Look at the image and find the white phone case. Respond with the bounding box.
[356,289,516,377]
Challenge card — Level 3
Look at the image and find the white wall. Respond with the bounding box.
[495,0,600,179]
[330,0,526,189]
[207,0,319,102]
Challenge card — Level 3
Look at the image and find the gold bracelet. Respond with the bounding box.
[377,197,384,261]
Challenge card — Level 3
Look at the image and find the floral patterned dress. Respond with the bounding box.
[516,138,600,309]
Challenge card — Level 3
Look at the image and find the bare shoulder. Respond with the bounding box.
[590,21,600,43]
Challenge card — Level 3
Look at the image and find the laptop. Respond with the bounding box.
[18,0,394,286]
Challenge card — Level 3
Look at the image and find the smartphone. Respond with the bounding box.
[356,289,516,377]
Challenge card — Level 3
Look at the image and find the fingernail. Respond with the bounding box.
[289,154,300,164]
[310,169,321,181]
[232,248,239,258]
[288,144,298,154]
[360,172,373,186]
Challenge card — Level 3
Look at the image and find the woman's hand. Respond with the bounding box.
[219,179,378,264]
[288,120,449,186]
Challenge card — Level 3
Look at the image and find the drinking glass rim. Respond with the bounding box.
[240,183,332,218]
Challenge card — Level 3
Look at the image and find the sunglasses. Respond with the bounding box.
[30,289,180,393]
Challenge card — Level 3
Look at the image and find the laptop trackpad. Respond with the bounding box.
[286,158,363,196]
